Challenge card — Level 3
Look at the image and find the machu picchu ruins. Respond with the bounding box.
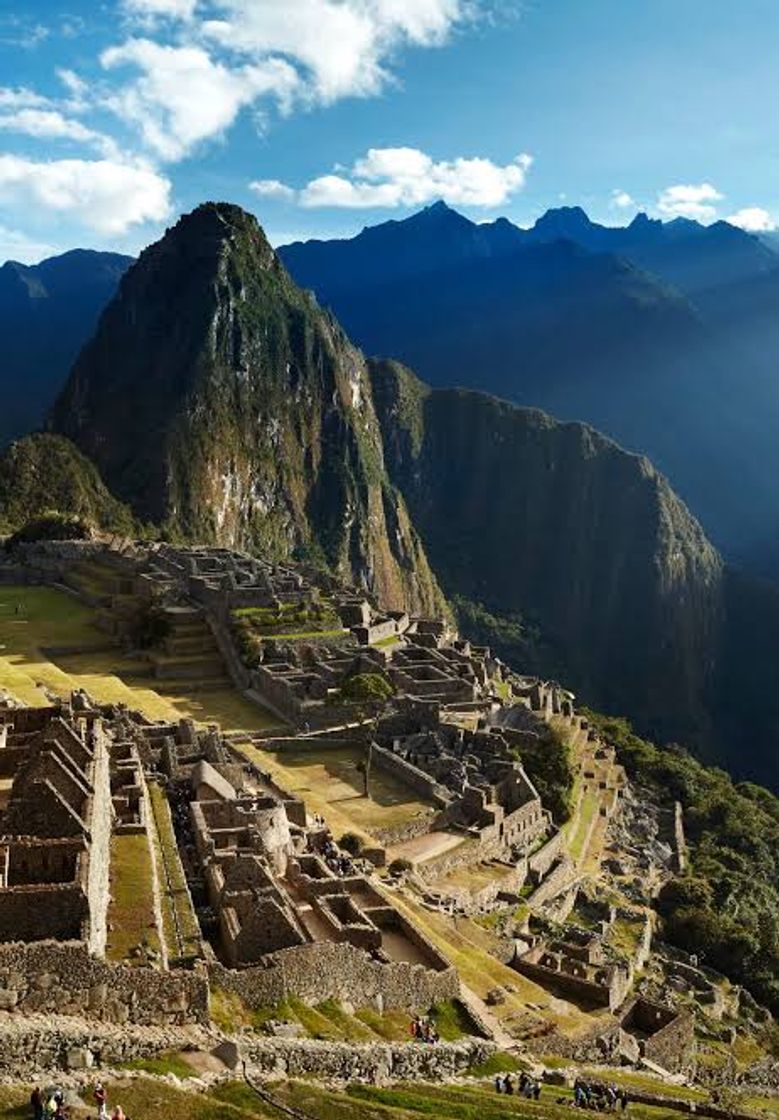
[0,533,773,1116]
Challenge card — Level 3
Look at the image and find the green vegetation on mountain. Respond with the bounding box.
[511,723,576,824]
[0,433,136,537]
[51,203,444,617]
[585,709,779,1015]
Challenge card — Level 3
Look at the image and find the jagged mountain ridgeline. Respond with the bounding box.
[0,249,132,447]
[280,203,779,567]
[50,203,443,617]
[4,199,769,789]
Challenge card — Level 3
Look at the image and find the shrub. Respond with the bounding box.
[5,511,92,548]
[340,672,394,705]
[388,858,412,876]
[339,832,364,855]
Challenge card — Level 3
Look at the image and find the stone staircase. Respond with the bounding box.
[146,607,230,686]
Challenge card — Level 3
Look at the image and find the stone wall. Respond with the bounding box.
[642,1008,696,1074]
[86,729,113,956]
[528,829,565,878]
[511,954,628,1011]
[209,940,459,1012]
[0,941,208,1025]
[371,743,451,806]
[243,1036,494,1083]
[0,885,88,946]
[0,1016,217,1075]
[526,856,577,908]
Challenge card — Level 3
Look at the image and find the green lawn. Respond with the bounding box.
[0,1072,772,1120]
[566,788,599,864]
[0,585,279,731]
[105,833,161,963]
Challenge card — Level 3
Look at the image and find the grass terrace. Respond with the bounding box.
[2,1074,770,1120]
[238,742,435,842]
[105,833,161,964]
[0,587,278,732]
[231,600,347,650]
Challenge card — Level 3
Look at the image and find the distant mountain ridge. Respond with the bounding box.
[279,203,779,566]
[0,249,133,447]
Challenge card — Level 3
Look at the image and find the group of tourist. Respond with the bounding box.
[29,1083,128,1120]
[409,1016,440,1044]
[322,838,355,877]
[494,1072,541,1098]
[572,1080,629,1110]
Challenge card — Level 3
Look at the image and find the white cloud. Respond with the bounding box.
[726,206,776,233]
[274,147,533,209]
[0,109,119,157]
[123,0,198,15]
[0,87,52,110]
[0,155,172,235]
[657,182,723,222]
[101,38,299,161]
[611,189,634,209]
[0,225,59,265]
[202,0,469,103]
[0,18,49,50]
[250,178,296,201]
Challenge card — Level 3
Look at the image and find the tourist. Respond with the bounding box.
[30,1086,43,1120]
[94,1082,108,1120]
[494,1074,504,1093]
[111,1106,125,1120]
[503,1073,514,1095]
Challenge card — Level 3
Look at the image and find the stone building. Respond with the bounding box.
[0,700,112,954]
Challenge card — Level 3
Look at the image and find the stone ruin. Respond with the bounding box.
[511,895,653,1013]
[372,698,551,863]
[0,690,457,1025]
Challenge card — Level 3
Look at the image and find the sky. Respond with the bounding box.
[1,0,778,263]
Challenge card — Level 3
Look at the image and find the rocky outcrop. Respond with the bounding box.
[51,203,444,617]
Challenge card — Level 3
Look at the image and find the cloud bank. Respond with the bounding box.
[252,147,533,209]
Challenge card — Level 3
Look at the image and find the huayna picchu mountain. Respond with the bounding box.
[33,201,779,788]
[50,203,444,618]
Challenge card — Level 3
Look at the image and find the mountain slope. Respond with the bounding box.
[371,359,725,752]
[50,203,444,616]
[0,249,133,447]
[0,433,136,535]
[280,205,779,561]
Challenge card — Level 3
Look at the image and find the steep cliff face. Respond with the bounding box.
[371,359,725,748]
[51,204,443,615]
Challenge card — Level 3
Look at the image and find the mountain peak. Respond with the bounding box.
[531,205,595,239]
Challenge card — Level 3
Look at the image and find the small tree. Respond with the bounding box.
[339,832,364,856]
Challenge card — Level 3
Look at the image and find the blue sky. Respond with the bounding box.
[0,0,777,262]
